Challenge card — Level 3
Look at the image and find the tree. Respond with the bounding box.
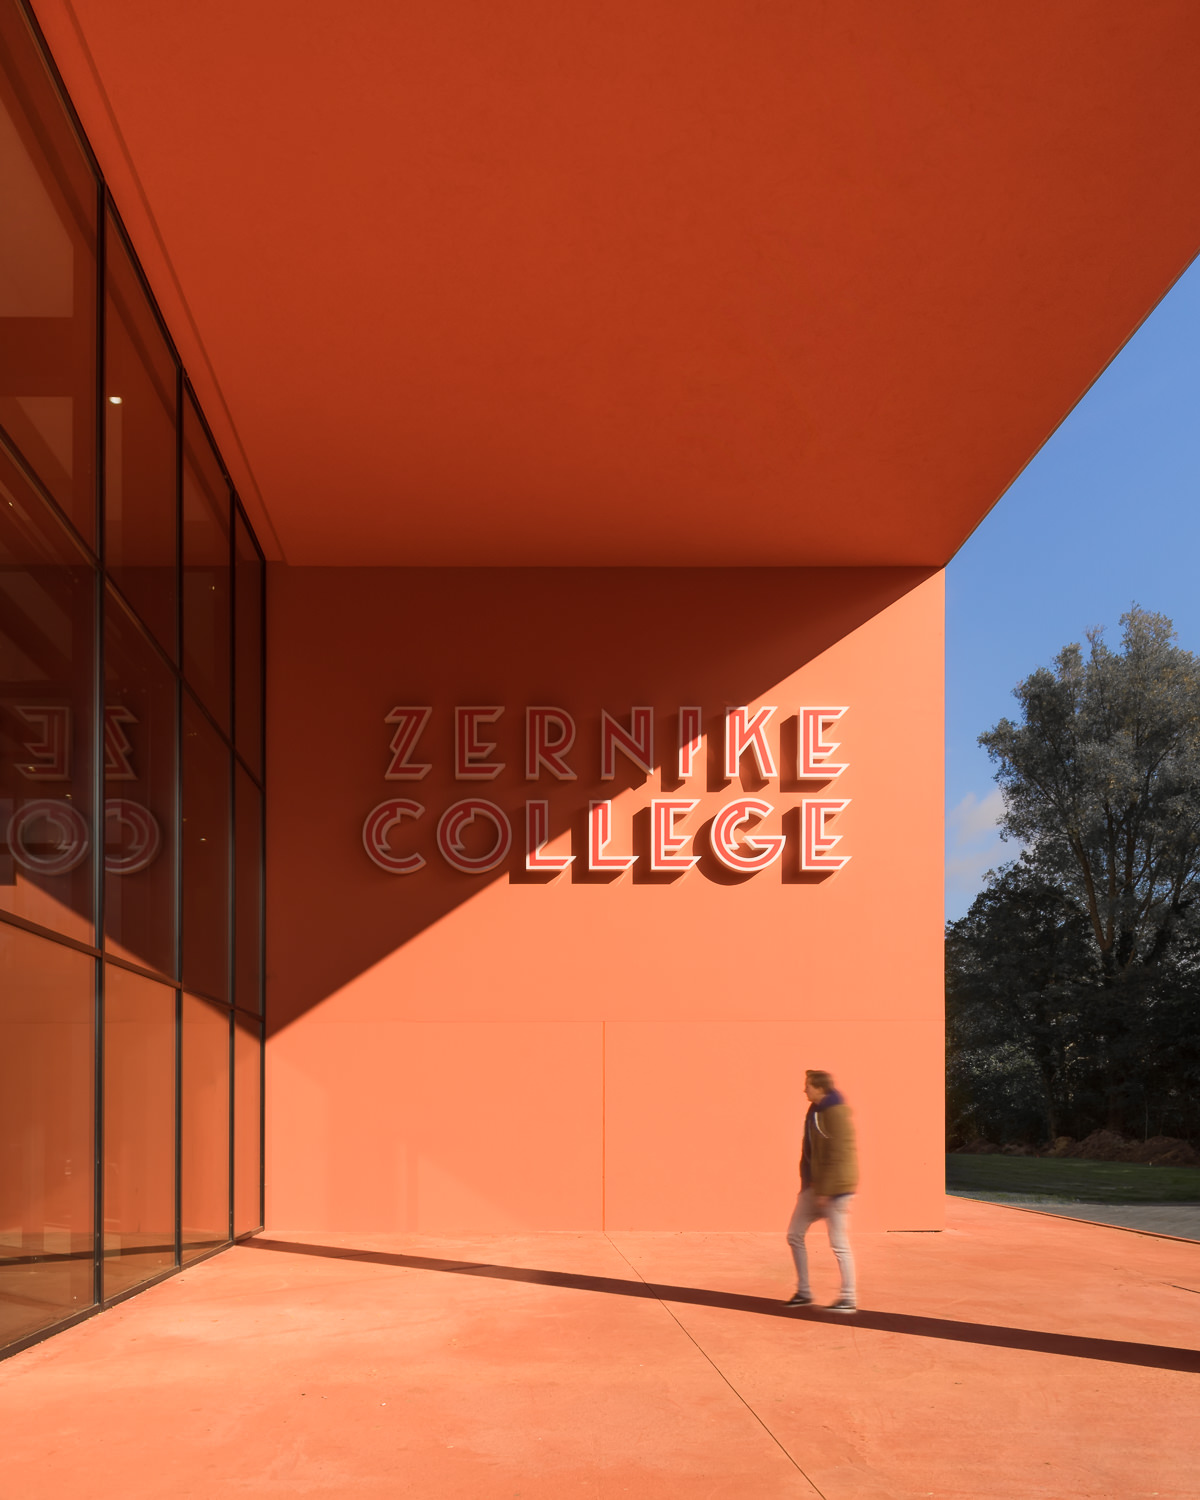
[947,607,1200,1145]
[946,863,1094,1142]
[981,607,1200,979]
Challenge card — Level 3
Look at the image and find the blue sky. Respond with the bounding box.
[945,257,1200,920]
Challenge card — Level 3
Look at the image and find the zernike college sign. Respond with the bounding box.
[361,705,851,880]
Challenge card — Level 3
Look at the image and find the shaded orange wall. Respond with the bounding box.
[266,568,944,1232]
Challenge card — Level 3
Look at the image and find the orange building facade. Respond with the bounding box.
[267,566,943,1233]
[5,0,1200,1355]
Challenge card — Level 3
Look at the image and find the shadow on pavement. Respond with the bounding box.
[242,1237,1200,1374]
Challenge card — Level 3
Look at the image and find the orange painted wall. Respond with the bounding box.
[265,567,944,1232]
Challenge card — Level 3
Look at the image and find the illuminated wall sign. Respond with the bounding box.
[363,705,851,881]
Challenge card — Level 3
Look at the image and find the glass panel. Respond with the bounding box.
[0,3,98,545]
[0,443,96,944]
[233,509,262,778]
[0,923,94,1349]
[104,216,177,659]
[103,963,174,1299]
[234,765,261,1014]
[181,396,229,732]
[181,992,228,1264]
[104,591,177,978]
[181,693,229,1002]
[233,1011,261,1237]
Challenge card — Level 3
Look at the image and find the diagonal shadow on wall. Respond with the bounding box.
[266,564,938,1036]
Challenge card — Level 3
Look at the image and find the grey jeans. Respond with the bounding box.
[787,1187,856,1301]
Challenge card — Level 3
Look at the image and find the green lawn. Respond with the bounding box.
[945,1153,1200,1204]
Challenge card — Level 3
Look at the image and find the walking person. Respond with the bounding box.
[784,1069,858,1313]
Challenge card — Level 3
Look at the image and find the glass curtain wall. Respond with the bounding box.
[0,0,265,1357]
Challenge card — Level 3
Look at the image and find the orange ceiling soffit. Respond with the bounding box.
[29,0,1200,566]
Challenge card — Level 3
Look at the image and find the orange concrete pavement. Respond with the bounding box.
[2,1199,1197,1499]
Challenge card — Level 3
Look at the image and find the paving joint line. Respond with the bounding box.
[603,1233,828,1500]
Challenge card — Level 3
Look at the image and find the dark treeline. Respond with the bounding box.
[947,608,1200,1148]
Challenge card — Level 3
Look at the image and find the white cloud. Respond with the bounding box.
[945,788,1010,917]
[947,787,1005,842]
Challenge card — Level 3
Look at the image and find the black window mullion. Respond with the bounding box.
[174,988,182,1268]
[228,480,236,1244]
[258,556,266,1226]
[92,180,107,1312]
[174,358,184,1268]
[227,1005,236,1243]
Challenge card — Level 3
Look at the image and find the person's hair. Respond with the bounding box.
[805,1069,834,1093]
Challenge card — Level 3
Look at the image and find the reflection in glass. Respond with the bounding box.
[181,993,229,1264]
[103,964,175,1298]
[234,509,263,778]
[104,215,178,658]
[0,3,98,544]
[0,444,95,943]
[235,765,262,1014]
[0,4,266,1355]
[0,924,94,1346]
[182,692,229,1003]
[182,396,230,732]
[233,1012,261,1237]
[104,591,177,977]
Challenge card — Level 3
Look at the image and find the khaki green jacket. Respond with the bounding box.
[805,1101,859,1196]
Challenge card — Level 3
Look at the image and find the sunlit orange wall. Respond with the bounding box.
[265,567,944,1232]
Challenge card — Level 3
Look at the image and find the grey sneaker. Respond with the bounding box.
[783,1291,813,1308]
[827,1297,857,1314]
